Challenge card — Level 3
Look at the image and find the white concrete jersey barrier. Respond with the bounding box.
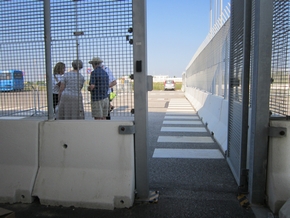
[185,87,228,152]
[0,120,39,203]
[32,120,135,210]
[267,120,290,214]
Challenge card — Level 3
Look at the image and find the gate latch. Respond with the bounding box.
[268,127,287,138]
[119,125,135,135]
[147,75,153,91]
[73,31,84,36]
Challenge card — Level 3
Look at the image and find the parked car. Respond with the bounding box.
[164,79,175,90]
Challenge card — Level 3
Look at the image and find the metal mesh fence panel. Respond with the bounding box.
[0,0,45,117]
[270,0,290,118]
[0,0,133,120]
[185,19,230,98]
[227,0,247,186]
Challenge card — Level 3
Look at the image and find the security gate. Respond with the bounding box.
[0,0,151,202]
[227,0,250,194]
[0,0,134,120]
[227,0,273,204]
[49,0,134,119]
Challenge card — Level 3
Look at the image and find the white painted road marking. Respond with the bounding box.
[163,120,203,125]
[153,149,224,159]
[157,136,214,143]
[161,127,207,132]
[164,116,199,120]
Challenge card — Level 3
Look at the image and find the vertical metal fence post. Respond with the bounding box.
[133,0,159,202]
[248,0,273,204]
[238,0,252,194]
[44,0,53,119]
[132,0,149,200]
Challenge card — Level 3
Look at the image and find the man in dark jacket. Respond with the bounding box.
[88,57,109,120]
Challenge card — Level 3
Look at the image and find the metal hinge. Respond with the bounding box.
[268,127,287,138]
[118,125,135,135]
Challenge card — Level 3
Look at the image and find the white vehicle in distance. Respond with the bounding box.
[164,79,175,91]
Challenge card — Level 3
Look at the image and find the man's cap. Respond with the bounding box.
[88,57,103,64]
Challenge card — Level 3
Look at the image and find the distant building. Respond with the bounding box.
[152,75,182,82]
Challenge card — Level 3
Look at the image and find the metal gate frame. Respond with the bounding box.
[1,0,152,201]
[43,0,152,201]
[248,0,273,204]
[227,0,251,194]
[227,0,273,204]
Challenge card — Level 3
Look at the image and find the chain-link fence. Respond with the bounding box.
[0,0,133,120]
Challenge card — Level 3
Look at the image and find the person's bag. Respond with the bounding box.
[110,92,116,101]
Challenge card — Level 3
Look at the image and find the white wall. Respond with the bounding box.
[0,119,135,210]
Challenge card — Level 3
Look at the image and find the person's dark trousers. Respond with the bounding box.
[53,93,58,113]
[106,94,111,120]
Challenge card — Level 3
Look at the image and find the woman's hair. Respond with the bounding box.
[53,62,65,82]
[53,62,65,76]
[72,60,83,70]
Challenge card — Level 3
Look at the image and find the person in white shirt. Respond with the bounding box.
[52,62,65,112]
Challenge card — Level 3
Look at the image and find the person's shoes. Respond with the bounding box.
[110,106,114,112]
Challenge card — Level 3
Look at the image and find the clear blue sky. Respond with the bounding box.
[147,0,230,78]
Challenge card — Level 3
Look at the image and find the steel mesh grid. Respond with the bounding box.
[226,0,246,181]
[248,0,256,109]
[270,0,290,117]
[0,0,133,119]
[0,0,45,117]
[185,19,230,97]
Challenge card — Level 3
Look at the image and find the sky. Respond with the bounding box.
[146,0,230,78]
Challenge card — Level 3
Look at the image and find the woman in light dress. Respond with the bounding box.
[57,60,85,120]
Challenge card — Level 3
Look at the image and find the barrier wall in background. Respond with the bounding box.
[0,120,135,210]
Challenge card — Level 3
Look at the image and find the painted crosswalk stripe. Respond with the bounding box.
[157,136,214,143]
[168,107,193,110]
[152,148,224,159]
[169,104,192,106]
[168,104,191,106]
[163,120,202,125]
[169,103,188,104]
[164,116,199,120]
[167,109,196,112]
[166,112,197,115]
[0,117,25,120]
[169,102,191,104]
[167,105,192,107]
[161,127,207,132]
